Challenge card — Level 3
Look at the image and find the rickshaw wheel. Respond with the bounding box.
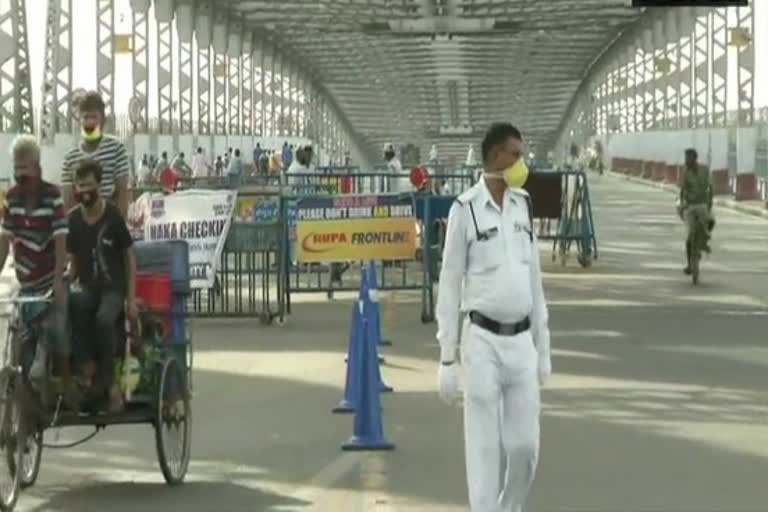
[0,369,22,511]
[18,427,41,489]
[154,358,191,486]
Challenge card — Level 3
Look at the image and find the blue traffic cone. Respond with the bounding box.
[345,266,385,365]
[363,300,393,393]
[366,262,392,347]
[341,314,395,452]
[333,300,364,414]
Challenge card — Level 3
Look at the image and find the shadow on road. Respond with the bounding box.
[27,480,310,512]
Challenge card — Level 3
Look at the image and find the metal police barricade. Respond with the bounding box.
[529,167,598,268]
[199,190,286,323]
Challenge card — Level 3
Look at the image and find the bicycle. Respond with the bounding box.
[0,292,53,511]
[686,207,709,285]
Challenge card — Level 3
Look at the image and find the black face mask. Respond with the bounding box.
[76,190,98,208]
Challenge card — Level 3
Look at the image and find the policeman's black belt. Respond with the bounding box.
[469,311,530,336]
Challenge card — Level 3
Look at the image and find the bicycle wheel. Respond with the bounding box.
[691,231,701,285]
[154,358,191,486]
[18,427,41,489]
[0,369,22,511]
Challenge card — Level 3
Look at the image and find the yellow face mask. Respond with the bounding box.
[502,158,529,188]
[81,126,102,143]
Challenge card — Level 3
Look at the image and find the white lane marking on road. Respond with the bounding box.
[268,452,363,511]
[360,453,396,512]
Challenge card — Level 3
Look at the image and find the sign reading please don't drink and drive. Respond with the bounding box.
[295,195,418,262]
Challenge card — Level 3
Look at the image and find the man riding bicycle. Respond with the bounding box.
[0,135,78,409]
[679,148,714,275]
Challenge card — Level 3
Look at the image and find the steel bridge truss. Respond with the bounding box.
[557,5,755,161]
[28,0,354,163]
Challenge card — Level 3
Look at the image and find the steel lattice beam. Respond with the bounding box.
[40,0,72,143]
[735,3,754,126]
[227,54,241,135]
[242,33,253,135]
[198,46,212,135]
[178,39,194,135]
[677,9,692,130]
[156,19,174,134]
[213,53,227,134]
[710,8,727,127]
[0,0,34,133]
[131,2,150,132]
[254,39,264,136]
[96,0,115,130]
[692,10,709,128]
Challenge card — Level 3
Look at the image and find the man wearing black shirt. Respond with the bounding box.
[67,160,137,411]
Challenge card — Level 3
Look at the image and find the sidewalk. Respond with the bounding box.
[608,171,768,219]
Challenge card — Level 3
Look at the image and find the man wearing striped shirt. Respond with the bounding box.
[60,91,130,217]
[0,135,78,408]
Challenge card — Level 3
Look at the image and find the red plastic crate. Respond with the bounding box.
[136,273,171,338]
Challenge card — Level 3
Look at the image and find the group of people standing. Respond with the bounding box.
[133,140,316,191]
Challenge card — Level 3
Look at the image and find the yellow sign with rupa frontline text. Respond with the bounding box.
[294,195,418,263]
[296,217,417,262]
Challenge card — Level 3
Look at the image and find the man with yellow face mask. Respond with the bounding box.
[61,92,130,217]
[435,122,551,512]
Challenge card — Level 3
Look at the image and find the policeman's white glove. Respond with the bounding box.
[438,363,461,405]
[538,356,552,387]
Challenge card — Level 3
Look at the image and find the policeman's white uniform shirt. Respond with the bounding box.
[436,177,550,359]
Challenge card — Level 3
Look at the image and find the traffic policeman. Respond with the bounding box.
[436,122,552,512]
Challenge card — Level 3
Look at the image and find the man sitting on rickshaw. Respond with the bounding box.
[67,159,138,412]
[0,135,78,409]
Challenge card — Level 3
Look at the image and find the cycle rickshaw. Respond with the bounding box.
[0,240,193,511]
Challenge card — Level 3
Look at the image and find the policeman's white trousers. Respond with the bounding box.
[460,319,540,512]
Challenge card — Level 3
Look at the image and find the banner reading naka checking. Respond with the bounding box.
[127,189,236,288]
[295,195,417,262]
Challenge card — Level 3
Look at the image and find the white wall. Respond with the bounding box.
[595,125,761,173]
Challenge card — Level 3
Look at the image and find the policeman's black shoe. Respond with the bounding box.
[683,266,692,275]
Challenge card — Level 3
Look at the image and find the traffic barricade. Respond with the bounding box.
[196,190,286,322]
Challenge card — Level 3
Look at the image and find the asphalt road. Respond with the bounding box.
[4,172,768,511]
